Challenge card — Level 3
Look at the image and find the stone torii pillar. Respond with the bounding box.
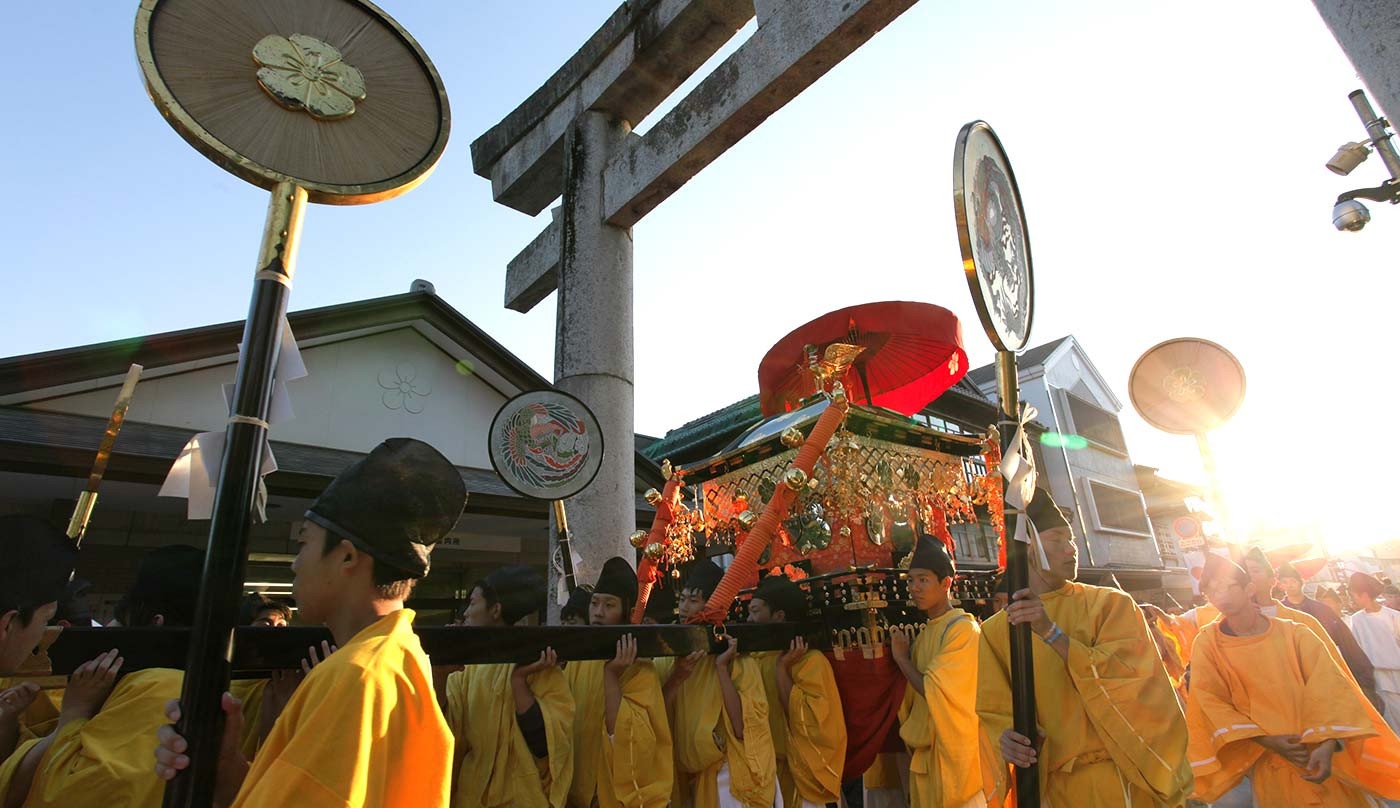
[1312,0,1400,122]
[554,110,637,599]
[472,0,921,610]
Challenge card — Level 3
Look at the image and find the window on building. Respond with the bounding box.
[912,412,965,434]
[951,517,997,562]
[1061,391,1127,454]
[1084,479,1152,536]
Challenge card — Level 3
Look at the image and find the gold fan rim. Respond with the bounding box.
[134,0,451,205]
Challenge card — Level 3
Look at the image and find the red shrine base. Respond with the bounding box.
[829,649,906,778]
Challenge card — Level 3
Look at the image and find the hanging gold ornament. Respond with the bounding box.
[780,427,805,448]
[735,510,758,530]
[644,488,663,506]
[629,530,649,549]
[783,467,809,491]
[644,542,665,560]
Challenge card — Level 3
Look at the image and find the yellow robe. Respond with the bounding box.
[564,659,672,808]
[445,662,575,808]
[753,649,846,806]
[655,655,776,807]
[0,671,273,807]
[0,680,60,743]
[0,668,180,807]
[1186,616,1400,805]
[231,609,452,808]
[977,582,1192,807]
[897,609,989,808]
[229,678,268,761]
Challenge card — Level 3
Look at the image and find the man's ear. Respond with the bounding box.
[337,539,363,571]
[152,614,166,627]
[490,602,503,622]
[0,609,15,640]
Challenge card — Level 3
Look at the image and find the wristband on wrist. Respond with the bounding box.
[1038,623,1064,645]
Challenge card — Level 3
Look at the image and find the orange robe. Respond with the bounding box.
[977,582,1192,807]
[1186,616,1400,805]
[230,609,453,808]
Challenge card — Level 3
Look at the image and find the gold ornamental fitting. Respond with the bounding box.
[644,542,665,560]
[783,467,808,491]
[830,381,848,402]
[661,459,673,480]
[780,427,805,449]
[629,530,650,549]
[735,510,758,530]
[66,491,99,541]
[644,488,663,505]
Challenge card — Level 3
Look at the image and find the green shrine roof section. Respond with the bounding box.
[642,376,1003,467]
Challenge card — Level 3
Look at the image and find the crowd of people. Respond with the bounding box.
[0,436,1398,807]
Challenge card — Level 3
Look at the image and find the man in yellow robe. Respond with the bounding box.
[1,544,205,808]
[891,535,988,808]
[977,495,1192,807]
[1187,554,1400,806]
[0,516,76,763]
[660,560,776,808]
[445,565,575,808]
[564,556,673,808]
[155,438,465,807]
[1241,548,1390,723]
[747,573,845,807]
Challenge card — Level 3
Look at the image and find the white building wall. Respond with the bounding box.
[20,327,511,469]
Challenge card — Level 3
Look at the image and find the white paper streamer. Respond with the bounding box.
[1000,404,1050,571]
[160,317,304,521]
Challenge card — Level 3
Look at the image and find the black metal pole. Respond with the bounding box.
[164,182,306,808]
[997,350,1039,807]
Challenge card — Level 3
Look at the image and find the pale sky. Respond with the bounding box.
[2,1,1394,556]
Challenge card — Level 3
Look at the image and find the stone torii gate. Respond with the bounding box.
[473,0,920,604]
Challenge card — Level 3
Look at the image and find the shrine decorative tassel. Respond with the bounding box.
[630,473,683,623]
[692,394,850,624]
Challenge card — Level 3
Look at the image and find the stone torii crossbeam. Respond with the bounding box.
[473,0,921,607]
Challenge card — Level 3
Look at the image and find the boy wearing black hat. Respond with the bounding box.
[747,573,845,808]
[0,516,77,678]
[563,556,672,808]
[888,535,987,808]
[4,544,204,808]
[0,516,77,761]
[445,565,574,808]
[154,438,466,808]
[976,495,1191,807]
[1185,556,1400,805]
[559,586,591,626]
[641,584,676,625]
[661,559,775,807]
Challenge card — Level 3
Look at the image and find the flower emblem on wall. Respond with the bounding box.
[379,364,431,414]
[252,34,366,121]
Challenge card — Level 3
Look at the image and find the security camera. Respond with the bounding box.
[1326,141,1370,175]
[1332,199,1371,231]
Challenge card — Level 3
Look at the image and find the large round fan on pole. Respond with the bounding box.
[1129,339,1246,435]
[136,0,450,204]
[757,301,968,417]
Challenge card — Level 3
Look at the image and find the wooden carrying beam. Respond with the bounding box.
[42,622,806,677]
